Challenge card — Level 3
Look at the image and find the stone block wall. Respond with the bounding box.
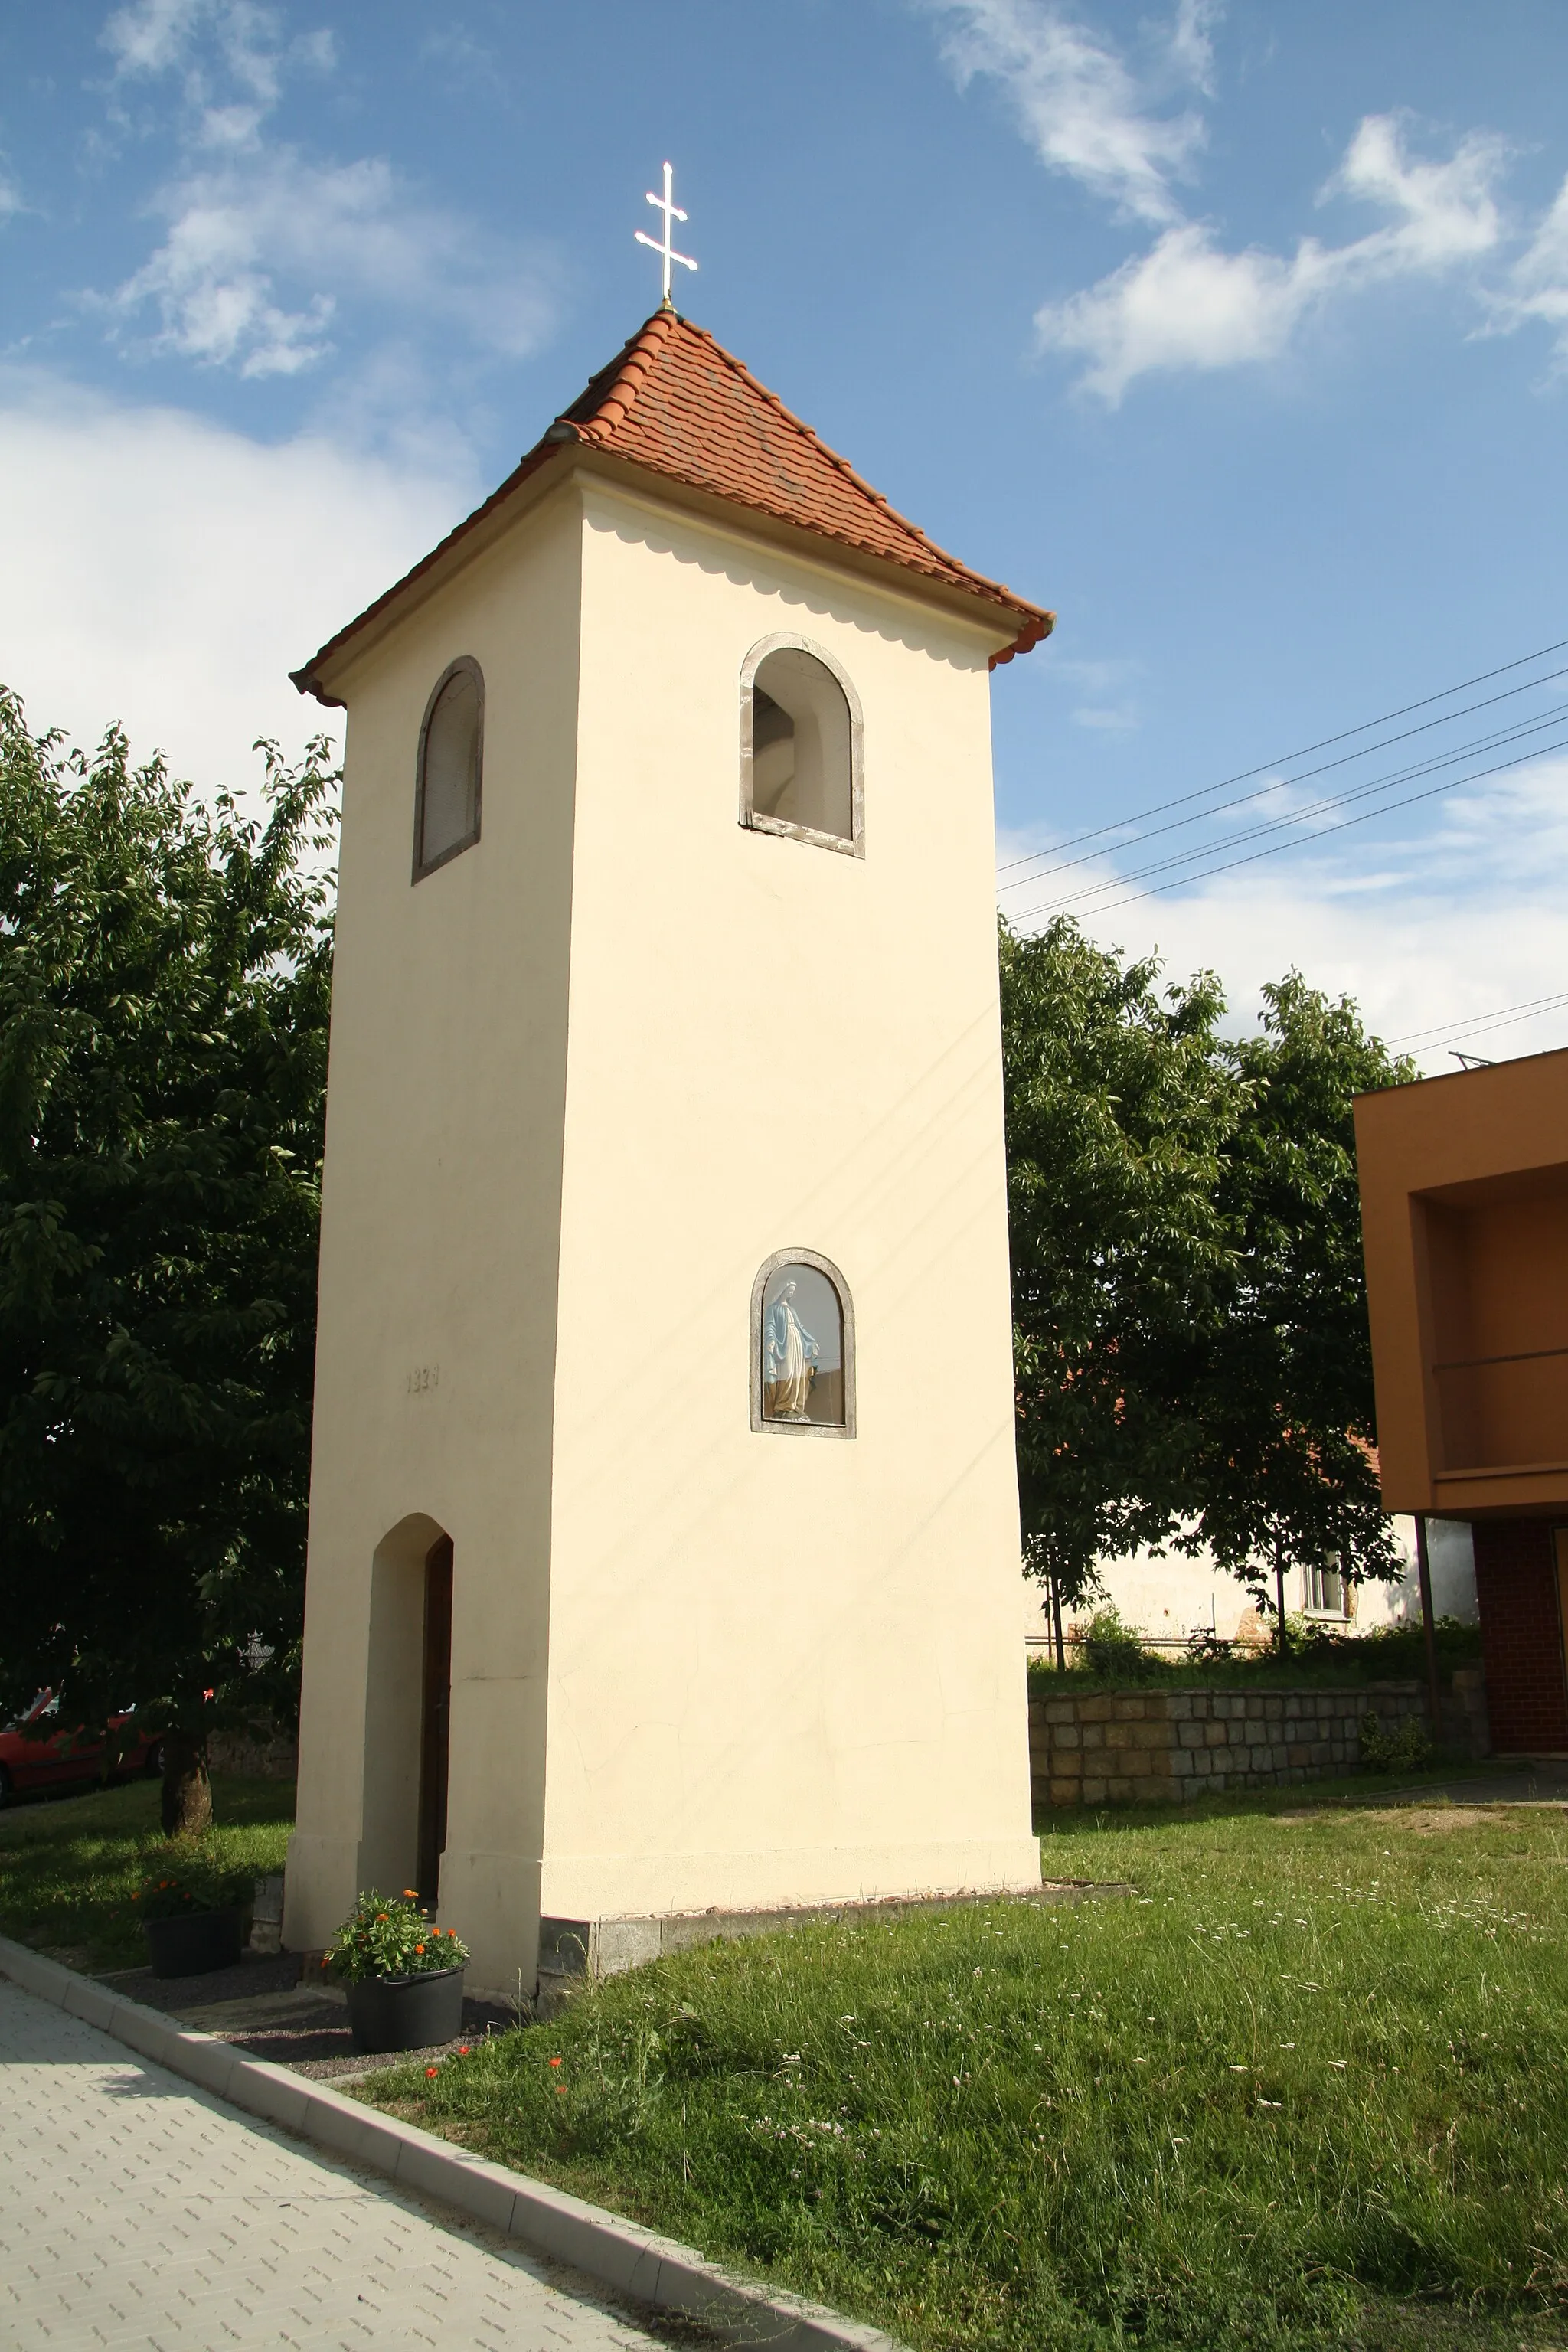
[207,1726,299,1780]
[1029,1671,1488,1808]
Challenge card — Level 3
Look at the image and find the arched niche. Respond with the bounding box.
[739,634,864,857]
[750,1247,856,1437]
[413,657,484,880]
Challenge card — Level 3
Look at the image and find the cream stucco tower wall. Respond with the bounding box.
[285,335,1044,1996]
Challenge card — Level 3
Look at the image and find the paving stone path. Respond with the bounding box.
[0,1978,668,2351]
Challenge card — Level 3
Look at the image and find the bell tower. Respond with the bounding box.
[283,307,1054,1994]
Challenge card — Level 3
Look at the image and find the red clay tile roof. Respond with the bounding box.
[292,309,1052,701]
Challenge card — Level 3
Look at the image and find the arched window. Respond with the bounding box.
[750,1249,856,1436]
[413,658,483,880]
[740,635,863,856]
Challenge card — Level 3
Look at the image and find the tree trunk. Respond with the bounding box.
[160,1731,212,1838]
[1050,1573,1067,1672]
[1274,1535,1288,1658]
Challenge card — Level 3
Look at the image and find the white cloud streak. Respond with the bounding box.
[1493,172,1568,368]
[1037,113,1511,402]
[922,3,1544,401]
[926,0,1214,225]
[107,150,554,379]
[95,0,554,392]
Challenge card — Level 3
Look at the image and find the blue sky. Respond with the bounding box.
[4,1,1568,1066]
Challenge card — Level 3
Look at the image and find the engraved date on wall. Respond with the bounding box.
[405,1364,440,1396]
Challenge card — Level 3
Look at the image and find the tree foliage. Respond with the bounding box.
[1000,917,1239,1604]
[1190,974,1416,1615]
[1001,916,1416,1634]
[0,689,335,1825]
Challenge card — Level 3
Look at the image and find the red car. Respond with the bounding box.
[0,1693,162,1805]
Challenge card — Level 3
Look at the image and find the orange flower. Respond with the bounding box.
[403,1889,418,1899]
[414,1942,425,1955]
[377,1912,389,1922]
[458,2044,471,2056]
[425,2065,439,2077]
[549,2056,562,2068]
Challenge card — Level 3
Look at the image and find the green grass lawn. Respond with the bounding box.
[0,1776,294,1969]
[364,1793,1568,2352]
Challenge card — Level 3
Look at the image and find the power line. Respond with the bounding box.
[995,630,1568,879]
[1387,989,1568,1045]
[997,660,1568,893]
[1387,991,1568,1048]
[1021,733,1568,922]
[1006,702,1568,924]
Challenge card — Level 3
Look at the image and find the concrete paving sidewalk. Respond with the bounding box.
[0,1977,671,2351]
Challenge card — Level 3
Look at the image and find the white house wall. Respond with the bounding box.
[1021,1517,1479,1652]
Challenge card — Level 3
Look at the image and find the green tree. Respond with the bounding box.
[0,689,335,1830]
[1000,917,1241,1655]
[1184,975,1416,1646]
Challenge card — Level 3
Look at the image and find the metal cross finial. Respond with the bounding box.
[635,161,697,309]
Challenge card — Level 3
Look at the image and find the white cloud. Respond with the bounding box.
[1328,113,1507,270]
[103,0,332,129]
[1166,0,1220,93]
[1037,113,1509,401]
[95,0,551,396]
[0,371,475,795]
[1492,172,1568,366]
[999,755,1568,1071]
[926,0,1213,226]
[106,149,554,380]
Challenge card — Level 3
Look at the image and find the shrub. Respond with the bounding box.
[130,1842,255,1920]
[323,1889,470,1983]
[1359,1710,1433,1772]
[1078,1606,1158,1681]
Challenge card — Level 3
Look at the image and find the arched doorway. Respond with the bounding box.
[361,1514,454,1903]
[416,1534,453,1905]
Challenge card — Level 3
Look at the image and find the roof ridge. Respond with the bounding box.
[669,315,1025,606]
[569,307,677,443]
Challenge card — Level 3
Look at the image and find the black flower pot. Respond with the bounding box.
[346,1966,465,2054]
[142,1909,244,1978]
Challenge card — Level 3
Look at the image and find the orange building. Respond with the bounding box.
[1355,1047,1568,1753]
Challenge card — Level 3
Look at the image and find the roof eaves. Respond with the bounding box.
[291,307,1054,699]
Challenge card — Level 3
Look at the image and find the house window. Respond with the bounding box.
[740,635,862,856]
[1306,1561,1348,1616]
[414,658,483,879]
[750,1250,855,1436]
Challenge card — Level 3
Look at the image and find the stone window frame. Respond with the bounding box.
[412,655,485,884]
[738,632,864,861]
[749,1246,857,1439]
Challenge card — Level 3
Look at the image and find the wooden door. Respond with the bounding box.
[416,1537,453,1906]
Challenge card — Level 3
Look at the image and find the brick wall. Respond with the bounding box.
[1028,1674,1488,1809]
[1473,1518,1568,1753]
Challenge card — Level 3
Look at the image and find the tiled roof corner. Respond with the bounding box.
[292,311,1052,700]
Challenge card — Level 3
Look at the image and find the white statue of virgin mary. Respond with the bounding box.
[763,1278,819,1421]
